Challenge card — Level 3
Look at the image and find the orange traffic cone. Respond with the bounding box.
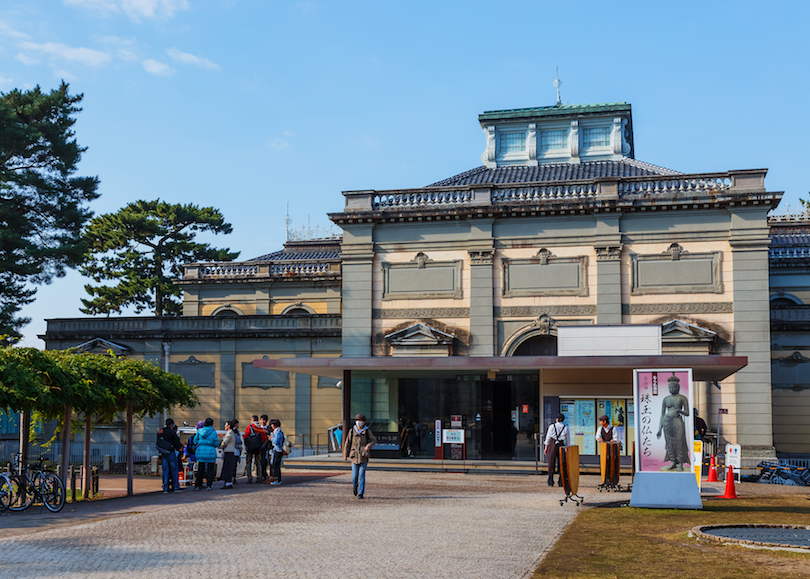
[178,468,185,484]
[706,455,720,482]
[719,466,738,499]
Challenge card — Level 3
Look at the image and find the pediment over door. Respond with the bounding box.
[384,323,455,357]
[661,320,716,355]
[73,337,133,355]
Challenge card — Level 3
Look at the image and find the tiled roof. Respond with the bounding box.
[248,249,340,262]
[427,159,681,187]
[769,234,810,263]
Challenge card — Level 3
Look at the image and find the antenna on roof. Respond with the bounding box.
[553,65,562,106]
[285,203,292,241]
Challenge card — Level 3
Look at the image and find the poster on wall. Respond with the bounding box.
[560,399,575,426]
[576,400,596,455]
[633,369,694,473]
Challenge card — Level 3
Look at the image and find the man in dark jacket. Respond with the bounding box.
[157,418,183,493]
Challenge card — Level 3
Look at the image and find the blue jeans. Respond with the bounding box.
[351,462,367,496]
[162,452,179,491]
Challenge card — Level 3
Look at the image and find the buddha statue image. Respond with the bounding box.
[656,372,691,471]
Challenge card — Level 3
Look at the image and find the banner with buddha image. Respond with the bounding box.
[633,369,694,473]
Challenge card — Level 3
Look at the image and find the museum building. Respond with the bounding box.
[38,100,802,464]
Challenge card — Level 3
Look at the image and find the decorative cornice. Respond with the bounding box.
[373,308,470,319]
[595,246,622,261]
[469,249,495,265]
[622,302,733,315]
[495,305,596,317]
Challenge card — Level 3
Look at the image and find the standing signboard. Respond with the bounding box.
[441,429,466,473]
[725,443,741,482]
[630,369,702,509]
[434,419,442,459]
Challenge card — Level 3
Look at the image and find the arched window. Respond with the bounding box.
[284,308,310,316]
[214,309,239,317]
[512,335,558,356]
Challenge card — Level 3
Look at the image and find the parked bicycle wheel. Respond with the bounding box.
[7,475,34,511]
[0,474,12,512]
[37,473,66,513]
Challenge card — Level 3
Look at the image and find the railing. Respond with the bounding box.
[770,246,810,260]
[373,189,473,209]
[351,170,761,212]
[45,314,342,336]
[618,175,732,194]
[269,262,331,275]
[201,264,260,277]
[0,441,154,466]
[492,183,598,202]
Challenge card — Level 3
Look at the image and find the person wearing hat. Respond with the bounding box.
[343,413,377,499]
[595,415,618,444]
[543,414,569,487]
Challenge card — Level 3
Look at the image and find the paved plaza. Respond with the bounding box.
[0,471,607,579]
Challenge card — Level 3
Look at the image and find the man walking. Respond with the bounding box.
[343,413,376,499]
[544,414,569,487]
[157,418,183,493]
[244,415,268,484]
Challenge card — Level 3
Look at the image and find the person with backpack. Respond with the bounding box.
[342,413,377,499]
[244,415,268,484]
[543,414,569,487]
[194,417,219,491]
[157,418,183,494]
[258,414,271,481]
[269,419,285,486]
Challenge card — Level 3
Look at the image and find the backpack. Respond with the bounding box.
[245,426,264,453]
[156,429,173,454]
[281,435,292,456]
[186,433,197,455]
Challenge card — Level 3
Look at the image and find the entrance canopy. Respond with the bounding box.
[253,354,747,382]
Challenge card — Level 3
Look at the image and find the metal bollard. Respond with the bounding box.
[70,465,77,503]
[91,466,99,496]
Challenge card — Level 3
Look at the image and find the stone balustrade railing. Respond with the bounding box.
[341,169,768,212]
[45,314,342,337]
[184,260,339,280]
[492,183,598,202]
[373,189,474,209]
[617,175,732,195]
[269,262,331,275]
[201,264,260,277]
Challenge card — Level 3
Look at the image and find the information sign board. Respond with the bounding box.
[434,419,442,448]
[725,443,741,469]
[442,429,464,444]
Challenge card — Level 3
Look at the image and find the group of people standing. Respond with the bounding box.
[158,411,379,499]
[156,414,285,493]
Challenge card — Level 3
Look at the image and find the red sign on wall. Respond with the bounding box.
[521,404,529,414]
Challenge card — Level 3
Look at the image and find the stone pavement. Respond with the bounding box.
[0,471,612,579]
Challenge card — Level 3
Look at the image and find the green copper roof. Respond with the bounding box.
[479,102,631,122]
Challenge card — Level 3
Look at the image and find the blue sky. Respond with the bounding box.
[2,0,809,346]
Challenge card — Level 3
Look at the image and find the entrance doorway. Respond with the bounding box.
[480,380,513,459]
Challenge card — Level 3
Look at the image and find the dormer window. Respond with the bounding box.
[540,129,567,152]
[583,126,611,148]
[499,131,526,154]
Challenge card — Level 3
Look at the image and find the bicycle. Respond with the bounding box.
[5,453,66,513]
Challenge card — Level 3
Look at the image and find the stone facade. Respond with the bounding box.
[37,101,801,460]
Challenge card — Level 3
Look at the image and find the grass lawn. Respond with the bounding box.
[534,495,810,579]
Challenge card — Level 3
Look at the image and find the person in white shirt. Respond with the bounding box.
[544,414,569,487]
[595,415,618,444]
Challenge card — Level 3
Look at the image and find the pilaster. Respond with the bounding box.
[468,219,495,356]
[341,224,375,357]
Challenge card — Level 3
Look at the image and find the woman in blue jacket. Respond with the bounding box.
[194,417,219,490]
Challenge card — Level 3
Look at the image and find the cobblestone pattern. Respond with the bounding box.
[0,472,589,579]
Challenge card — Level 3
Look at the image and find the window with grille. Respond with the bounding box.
[499,131,526,154]
[583,126,611,147]
[540,129,567,151]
